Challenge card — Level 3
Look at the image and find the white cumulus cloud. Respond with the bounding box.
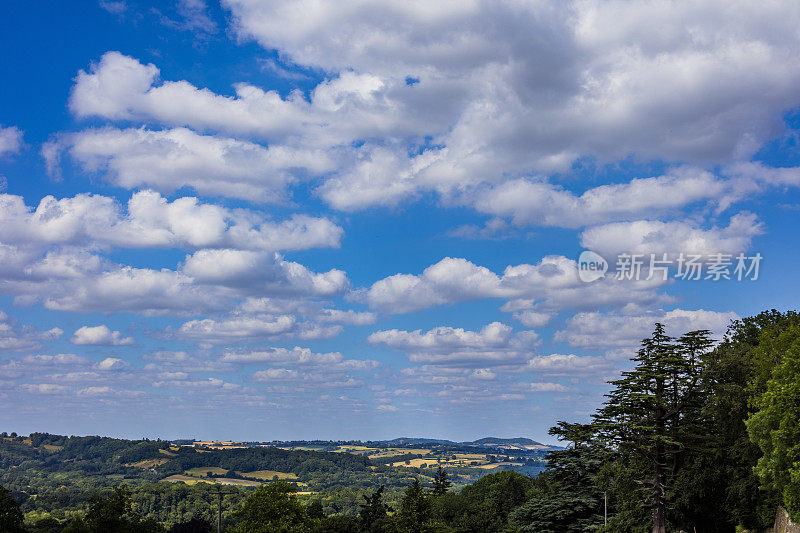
[554,308,739,351]
[369,322,538,366]
[71,325,135,346]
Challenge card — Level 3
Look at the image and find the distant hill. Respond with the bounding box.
[375,436,559,449]
[469,437,546,446]
[378,437,458,446]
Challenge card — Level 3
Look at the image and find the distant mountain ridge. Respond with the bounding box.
[469,437,544,445]
[376,436,556,448]
[378,437,458,446]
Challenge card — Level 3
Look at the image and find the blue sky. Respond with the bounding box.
[1,0,800,443]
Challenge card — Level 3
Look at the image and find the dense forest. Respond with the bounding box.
[2,309,799,532]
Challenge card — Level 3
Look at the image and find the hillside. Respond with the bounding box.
[0,432,549,525]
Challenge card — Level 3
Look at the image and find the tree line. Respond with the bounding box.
[513,310,800,532]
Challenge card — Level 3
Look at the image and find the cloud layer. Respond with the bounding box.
[1,0,796,440]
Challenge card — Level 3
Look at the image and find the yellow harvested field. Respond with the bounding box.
[335,445,370,452]
[158,449,177,457]
[391,458,438,468]
[242,470,298,480]
[454,453,487,460]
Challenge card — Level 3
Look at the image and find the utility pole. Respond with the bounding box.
[217,488,222,533]
[212,485,234,533]
[604,490,607,526]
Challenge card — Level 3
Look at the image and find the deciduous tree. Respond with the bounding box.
[746,337,800,520]
[230,481,310,533]
[0,483,24,533]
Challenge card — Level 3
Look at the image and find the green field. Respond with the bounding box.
[163,474,262,487]
[241,470,298,480]
[185,466,229,476]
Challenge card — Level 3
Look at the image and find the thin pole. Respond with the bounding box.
[216,487,223,533]
[212,485,235,533]
[604,491,607,526]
